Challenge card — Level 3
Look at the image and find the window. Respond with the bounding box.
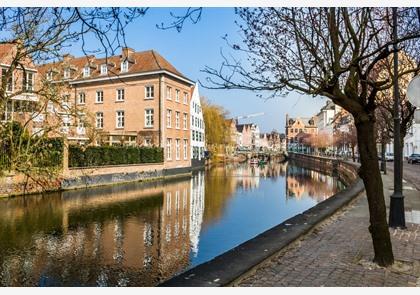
[116,89,125,102]
[183,113,188,130]
[47,71,53,81]
[166,109,172,128]
[175,89,180,102]
[116,111,124,128]
[145,109,154,127]
[83,66,90,77]
[96,112,103,129]
[2,68,13,92]
[63,68,70,79]
[166,138,172,160]
[100,64,107,75]
[96,90,104,103]
[24,72,34,92]
[175,111,180,129]
[183,139,188,160]
[144,138,152,146]
[183,92,188,104]
[78,92,86,104]
[145,85,154,99]
[121,61,128,73]
[166,86,172,100]
[176,139,180,160]
[191,115,194,127]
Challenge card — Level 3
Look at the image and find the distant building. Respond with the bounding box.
[190,83,205,166]
[315,100,342,135]
[236,123,260,150]
[285,114,318,150]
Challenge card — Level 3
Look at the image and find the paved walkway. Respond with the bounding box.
[237,172,420,287]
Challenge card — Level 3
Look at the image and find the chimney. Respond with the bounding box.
[122,47,135,58]
[63,54,74,62]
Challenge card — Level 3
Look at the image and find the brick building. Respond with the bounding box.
[38,47,195,169]
[285,114,318,150]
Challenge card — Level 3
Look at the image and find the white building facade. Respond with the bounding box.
[190,83,206,165]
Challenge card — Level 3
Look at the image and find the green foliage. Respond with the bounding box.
[68,145,164,168]
[0,121,63,172]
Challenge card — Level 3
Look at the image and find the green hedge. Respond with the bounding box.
[69,146,164,168]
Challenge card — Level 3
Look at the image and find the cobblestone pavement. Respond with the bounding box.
[237,172,420,287]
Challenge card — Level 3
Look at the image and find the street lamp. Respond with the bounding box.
[388,7,405,228]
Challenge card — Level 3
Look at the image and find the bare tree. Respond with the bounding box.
[0,8,148,182]
[202,8,420,266]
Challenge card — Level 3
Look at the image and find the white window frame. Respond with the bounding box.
[166,86,172,100]
[175,111,180,129]
[96,90,104,103]
[100,64,107,75]
[183,92,188,104]
[166,109,172,128]
[121,61,128,73]
[175,89,180,102]
[63,68,70,79]
[145,85,154,99]
[116,110,124,128]
[78,92,86,105]
[176,139,180,160]
[183,113,188,130]
[116,88,125,102]
[145,108,154,128]
[83,66,90,77]
[166,138,172,160]
[183,139,188,160]
[25,72,34,91]
[96,112,104,129]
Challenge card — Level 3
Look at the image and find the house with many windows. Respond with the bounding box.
[0,43,40,131]
[190,83,206,167]
[38,47,195,170]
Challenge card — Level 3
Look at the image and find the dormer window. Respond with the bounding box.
[121,61,128,73]
[47,71,53,81]
[83,66,90,77]
[100,64,107,75]
[63,68,70,79]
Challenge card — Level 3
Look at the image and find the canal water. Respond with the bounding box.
[0,161,345,286]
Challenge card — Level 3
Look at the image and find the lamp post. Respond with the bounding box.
[389,7,405,228]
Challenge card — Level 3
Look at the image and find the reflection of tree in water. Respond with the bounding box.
[286,164,344,202]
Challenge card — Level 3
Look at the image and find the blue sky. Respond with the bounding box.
[67,8,326,133]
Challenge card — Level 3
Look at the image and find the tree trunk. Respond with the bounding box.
[355,118,394,266]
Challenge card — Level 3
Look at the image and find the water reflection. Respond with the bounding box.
[0,161,344,286]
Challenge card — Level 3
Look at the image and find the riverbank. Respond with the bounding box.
[160,154,363,286]
[237,169,420,286]
[0,164,193,198]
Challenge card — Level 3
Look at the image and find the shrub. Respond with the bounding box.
[68,145,164,168]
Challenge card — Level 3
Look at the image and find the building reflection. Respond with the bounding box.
[285,165,344,202]
[0,175,207,286]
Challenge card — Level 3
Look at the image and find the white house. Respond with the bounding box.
[190,83,206,166]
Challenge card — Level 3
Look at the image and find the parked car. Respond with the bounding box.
[385,153,394,161]
[408,153,420,164]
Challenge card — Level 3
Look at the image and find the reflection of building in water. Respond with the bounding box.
[189,171,205,256]
[0,179,194,286]
[286,165,342,202]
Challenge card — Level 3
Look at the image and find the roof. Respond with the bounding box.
[38,49,193,84]
[0,43,15,61]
